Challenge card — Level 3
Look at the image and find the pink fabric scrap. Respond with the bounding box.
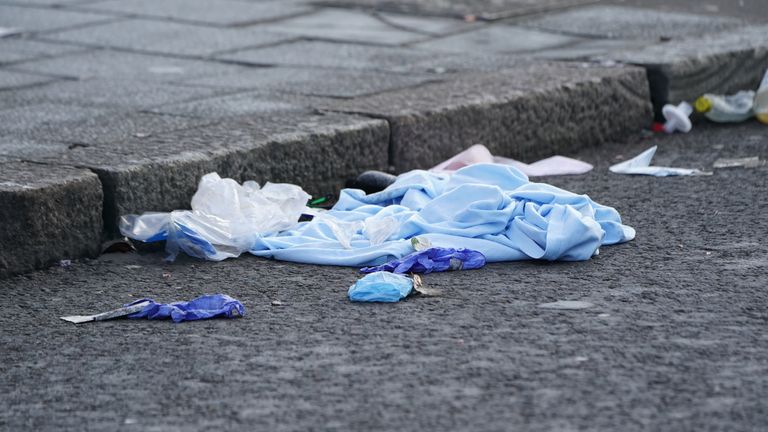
[430,144,593,177]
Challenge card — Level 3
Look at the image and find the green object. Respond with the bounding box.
[309,197,328,207]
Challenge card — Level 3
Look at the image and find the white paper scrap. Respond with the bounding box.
[609,146,705,177]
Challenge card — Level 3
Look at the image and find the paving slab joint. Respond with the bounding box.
[316,108,399,171]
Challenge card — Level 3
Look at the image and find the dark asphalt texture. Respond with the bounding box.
[2,122,767,431]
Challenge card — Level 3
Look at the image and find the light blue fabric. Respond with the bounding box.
[249,163,635,265]
[348,272,414,302]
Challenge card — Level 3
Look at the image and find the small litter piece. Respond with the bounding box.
[345,170,397,194]
[360,247,486,274]
[411,236,432,252]
[127,294,244,322]
[431,144,593,176]
[495,155,593,177]
[713,157,762,169]
[538,300,594,310]
[61,300,153,324]
[661,102,693,133]
[409,274,441,297]
[61,294,245,324]
[755,68,768,124]
[102,238,135,253]
[348,271,413,303]
[0,27,21,38]
[610,146,705,177]
[694,91,755,123]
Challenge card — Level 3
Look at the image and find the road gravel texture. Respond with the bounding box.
[1,122,767,431]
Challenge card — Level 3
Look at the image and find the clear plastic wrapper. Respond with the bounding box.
[120,173,311,261]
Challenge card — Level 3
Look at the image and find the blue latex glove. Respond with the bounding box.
[126,294,245,323]
[360,247,485,274]
[348,272,413,303]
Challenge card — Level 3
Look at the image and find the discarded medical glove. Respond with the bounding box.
[360,247,486,274]
[348,272,413,302]
[126,294,245,323]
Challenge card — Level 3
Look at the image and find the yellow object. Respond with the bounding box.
[694,96,712,113]
[756,69,768,124]
[755,90,768,124]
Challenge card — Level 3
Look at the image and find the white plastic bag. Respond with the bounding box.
[120,173,311,261]
[363,216,399,245]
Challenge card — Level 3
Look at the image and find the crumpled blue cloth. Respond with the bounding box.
[360,247,486,274]
[126,294,245,323]
[250,164,635,265]
[348,272,413,302]
[121,163,635,266]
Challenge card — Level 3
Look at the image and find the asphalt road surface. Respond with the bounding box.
[2,121,767,431]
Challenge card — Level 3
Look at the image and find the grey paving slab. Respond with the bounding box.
[521,5,743,39]
[260,8,457,45]
[218,39,432,71]
[42,18,293,56]
[319,62,652,171]
[375,11,476,35]
[25,112,388,231]
[79,0,313,27]
[217,40,522,73]
[0,161,102,278]
[0,4,114,34]
[529,38,650,60]
[0,103,112,135]
[604,24,768,116]
[0,0,100,5]
[0,136,70,160]
[412,24,580,54]
[0,68,59,90]
[3,77,236,110]
[144,92,307,120]
[21,111,216,146]
[13,48,249,80]
[177,66,441,98]
[314,0,599,20]
[0,100,209,145]
[600,0,768,23]
[0,38,84,65]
